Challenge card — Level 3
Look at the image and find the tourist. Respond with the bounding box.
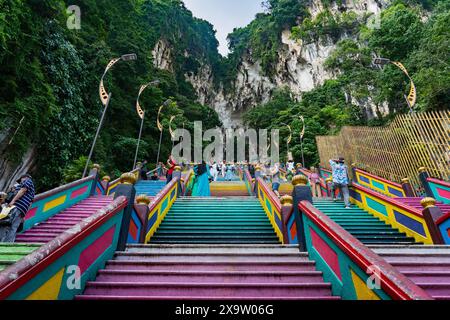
[166,156,177,184]
[225,163,234,181]
[210,161,219,181]
[329,157,350,208]
[0,174,35,242]
[140,160,149,180]
[309,167,321,198]
[221,160,226,178]
[150,171,159,181]
[192,161,211,197]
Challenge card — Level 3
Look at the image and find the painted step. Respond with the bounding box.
[0,244,42,271]
[94,270,325,283]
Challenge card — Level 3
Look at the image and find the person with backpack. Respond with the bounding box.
[329,157,351,209]
[0,174,35,242]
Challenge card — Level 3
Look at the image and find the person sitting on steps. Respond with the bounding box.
[0,174,35,242]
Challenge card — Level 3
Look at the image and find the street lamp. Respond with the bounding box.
[133,80,160,170]
[82,53,137,178]
[156,99,172,167]
[372,57,417,112]
[299,115,306,168]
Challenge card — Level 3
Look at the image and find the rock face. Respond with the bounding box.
[154,0,390,128]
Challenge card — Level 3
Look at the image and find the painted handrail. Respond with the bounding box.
[350,183,433,244]
[299,201,432,300]
[144,177,179,243]
[24,174,98,231]
[256,177,283,243]
[241,168,254,195]
[354,168,406,198]
[426,177,450,204]
[0,196,128,300]
[181,169,194,196]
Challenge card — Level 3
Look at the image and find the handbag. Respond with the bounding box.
[0,206,16,226]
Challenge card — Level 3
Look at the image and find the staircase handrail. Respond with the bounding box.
[0,196,128,300]
[298,200,432,300]
[256,177,284,243]
[23,169,100,231]
[351,183,434,244]
[143,177,180,243]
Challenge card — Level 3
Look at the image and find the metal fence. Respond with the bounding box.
[317,111,450,191]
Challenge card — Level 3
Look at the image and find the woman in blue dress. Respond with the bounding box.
[225,163,234,181]
[192,161,212,197]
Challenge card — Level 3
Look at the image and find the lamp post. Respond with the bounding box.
[133,80,160,170]
[156,99,172,167]
[372,57,417,112]
[82,53,137,178]
[169,115,178,150]
[299,115,306,168]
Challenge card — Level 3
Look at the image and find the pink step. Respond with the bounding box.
[17,196,113,244]
[82,282,334,297]
[95,270,325,283]
[76,295,340,301]
[105,260,317,272]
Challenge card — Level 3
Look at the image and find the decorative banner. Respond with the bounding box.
[391,62,417,108]
[99,58,121,106]
[157,105,164,132]
[299,116,306,140]
[136,84,150,120]
[169,116,176,138]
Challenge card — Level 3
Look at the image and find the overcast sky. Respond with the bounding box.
[183,0,264,56]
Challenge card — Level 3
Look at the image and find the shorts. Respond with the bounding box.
[272,182,280,192]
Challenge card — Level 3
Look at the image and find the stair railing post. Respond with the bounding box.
[101,176,111,196]
[88,164,101,196]
[280,195,293,244]
[291,175,313,252]
[134,195,152,243]
[421,197,445,244]
[401,178,416,197]
[418,167,434,197]
[113,173,137,251]
[351,163,358,183]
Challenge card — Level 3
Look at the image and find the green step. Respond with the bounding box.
[0,244,41,272]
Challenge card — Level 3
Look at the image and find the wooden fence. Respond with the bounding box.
[317,111,450,192]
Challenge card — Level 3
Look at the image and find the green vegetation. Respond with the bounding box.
[0,0,221,191]
[244,0,449,168]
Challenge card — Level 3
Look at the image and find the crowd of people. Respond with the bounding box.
[0,155,350,244]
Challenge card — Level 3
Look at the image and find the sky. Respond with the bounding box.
[183,0,264,56]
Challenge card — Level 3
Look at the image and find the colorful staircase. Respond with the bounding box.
[77,189,340,300]
[312,199,450,299]
[134,180,167,197]
[312,199,417,245]
[0,243,41,272]
[15,196,112,244]
[370,245,450,300]
[77,244,338,300]
[394,197,450,214]
[150,198,279,244]
[210,181,250,197]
